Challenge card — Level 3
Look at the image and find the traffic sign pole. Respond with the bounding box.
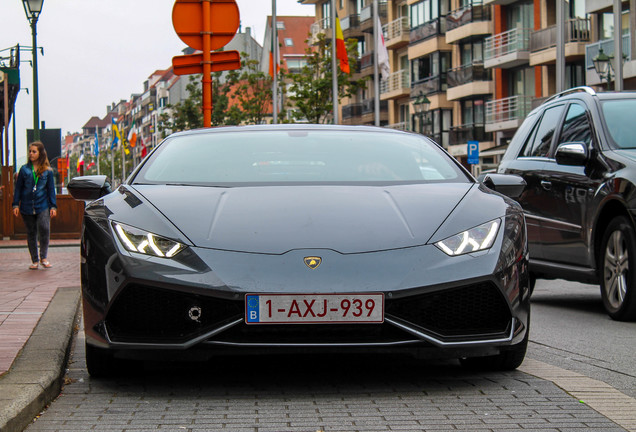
[171,0,241,128]
[202,0,212,127]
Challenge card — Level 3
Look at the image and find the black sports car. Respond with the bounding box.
[69,125,530,376]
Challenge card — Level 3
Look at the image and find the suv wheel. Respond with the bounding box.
[600,216,636,321]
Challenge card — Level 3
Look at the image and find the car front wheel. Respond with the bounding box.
[600,216,636,321]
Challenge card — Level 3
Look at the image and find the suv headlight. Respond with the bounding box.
[113,222,185,258]
[435,220,500,256]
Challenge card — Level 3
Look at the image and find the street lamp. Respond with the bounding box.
[592,48,613,90]
[22,0,44,141]
[412,91,430,134]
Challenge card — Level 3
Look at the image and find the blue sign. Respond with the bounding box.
[246,295,259,323]
[467,141,479,165]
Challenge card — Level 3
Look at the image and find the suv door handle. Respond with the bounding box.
[541,180,552,190]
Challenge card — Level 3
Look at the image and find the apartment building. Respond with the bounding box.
[303,0,636,172]
[302,0,390,125]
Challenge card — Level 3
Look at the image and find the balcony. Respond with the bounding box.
[342,102,363,120]
[445,2,491,44]
[446,64,493,100]
[380,69,410,100]
[340,14,359,31]
[362,98,388,115]
[310,17,332,44]
[410,17,447,44]
[341,14,362,39]
[529,18,590,66]
[411,74,447,97]
[360,2,388,32]
[384,17,410,50]
[483,0,520,6]
[387,121,410,131]
[585,34,633,86]
[485,95,533,132]
[449,124,492,146]
[484,28,532,69]
[360,51,374,71]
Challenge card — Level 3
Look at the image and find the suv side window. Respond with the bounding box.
[557,102,592,148]
[521,105,565,158]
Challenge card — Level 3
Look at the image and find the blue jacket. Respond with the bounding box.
[12,163,57,215]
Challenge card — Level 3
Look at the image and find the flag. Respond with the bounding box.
[77,153,85,173]
[335,14,350,74]
[127,120,137,148]
[141,145,148,158]
[111,117,121,148]
[376,17,390,80]
[94,130,99,157]
[268,19,280,78]
[87,162,96,170]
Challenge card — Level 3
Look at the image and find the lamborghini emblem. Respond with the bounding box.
[304,256,322,269]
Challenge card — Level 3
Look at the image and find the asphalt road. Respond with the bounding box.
[527,278,636,399]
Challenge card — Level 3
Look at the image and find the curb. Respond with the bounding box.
[0,286,81,432]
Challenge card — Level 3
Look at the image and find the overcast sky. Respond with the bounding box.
[0,0,314,164]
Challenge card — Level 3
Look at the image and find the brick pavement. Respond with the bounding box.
[0,241,80,376]
[23,337,632,432]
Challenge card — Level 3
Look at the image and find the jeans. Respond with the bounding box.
[21,210,51,263]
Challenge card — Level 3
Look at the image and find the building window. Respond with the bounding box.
[461,98,487,125]
[322,2,331,27]
[285,38,294,46]
[506,0,533,29]
[276,21,285,30]
[411,51,451,82]
[410,0,450,28]
[286,59,307,73]
[509,67,535,97]
[459,39,484,66]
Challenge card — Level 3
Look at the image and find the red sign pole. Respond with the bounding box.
[201,0,212,128]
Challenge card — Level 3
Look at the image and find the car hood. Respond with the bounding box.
[132,184,473,254]
[611,149,636,164]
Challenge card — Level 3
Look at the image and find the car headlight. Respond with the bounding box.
[113,222,185,258]
[435,220,500,256]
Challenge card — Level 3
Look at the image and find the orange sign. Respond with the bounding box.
[171,0,241,128]
[172,50,241,76]
[172,0,240,51]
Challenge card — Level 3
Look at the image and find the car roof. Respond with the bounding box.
[167,123,415,138]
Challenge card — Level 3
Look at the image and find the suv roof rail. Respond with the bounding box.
[542,86,596,105]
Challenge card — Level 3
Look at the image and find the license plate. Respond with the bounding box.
[245,293,384,324]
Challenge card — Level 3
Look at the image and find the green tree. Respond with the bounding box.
[285,34,366,124]
[227,54,277,125]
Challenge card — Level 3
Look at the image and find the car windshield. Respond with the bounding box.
[601,99,636,149]
[132,129,468,186]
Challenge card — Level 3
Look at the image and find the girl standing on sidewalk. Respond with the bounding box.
[12,141,57,269]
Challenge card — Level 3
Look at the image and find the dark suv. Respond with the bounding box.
[498,86,636,321]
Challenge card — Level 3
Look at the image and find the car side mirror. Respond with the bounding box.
[68,175,112,202]
[482,173,527,199]
[555,142,588,166]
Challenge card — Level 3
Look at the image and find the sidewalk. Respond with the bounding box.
[0,239,81,432]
